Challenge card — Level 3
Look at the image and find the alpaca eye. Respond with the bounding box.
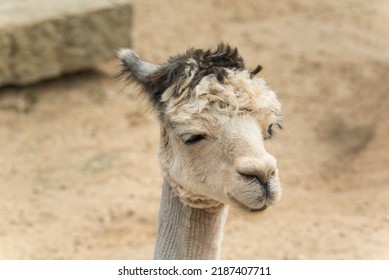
[183,134,206,145]
[265,123,282,140]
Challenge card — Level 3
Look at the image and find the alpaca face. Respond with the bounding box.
[159,73,282,212]
[119,44,282,212]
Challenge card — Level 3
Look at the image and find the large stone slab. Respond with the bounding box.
[0,0,132,86]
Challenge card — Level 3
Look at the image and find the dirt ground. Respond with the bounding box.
[0,0,388,259]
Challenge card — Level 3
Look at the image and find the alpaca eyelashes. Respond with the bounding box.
[183,134,206,145]
[265,123,282,140]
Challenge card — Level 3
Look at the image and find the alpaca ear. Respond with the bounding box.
[118,49,162,106]
[118,49,159,84]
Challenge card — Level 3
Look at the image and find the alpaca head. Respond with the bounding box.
[119,44,282,212]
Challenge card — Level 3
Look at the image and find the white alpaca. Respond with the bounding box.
[118,44,282,259]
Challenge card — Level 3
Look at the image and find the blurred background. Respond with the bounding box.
[0,0,388,259]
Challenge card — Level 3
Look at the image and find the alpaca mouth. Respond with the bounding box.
[227,192,268,212]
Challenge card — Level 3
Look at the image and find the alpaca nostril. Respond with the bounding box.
[269,170,276,178]
[240,174,259,184]
[238,172,269,190]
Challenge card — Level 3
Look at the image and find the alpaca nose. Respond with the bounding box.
[236,156,277,188]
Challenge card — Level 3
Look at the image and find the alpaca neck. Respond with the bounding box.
[154,180,228,259]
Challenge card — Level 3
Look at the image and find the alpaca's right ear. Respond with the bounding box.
[118,49,161,107]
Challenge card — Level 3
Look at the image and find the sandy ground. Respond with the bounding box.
[0,0,388,259]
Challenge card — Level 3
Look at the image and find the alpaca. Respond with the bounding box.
[118,43,282,259]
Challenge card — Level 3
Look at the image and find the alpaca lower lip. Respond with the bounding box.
[249,205,267,212]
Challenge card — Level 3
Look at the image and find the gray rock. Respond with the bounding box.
[0,0,133,86]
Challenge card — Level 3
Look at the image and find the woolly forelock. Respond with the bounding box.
[155,44,279,126]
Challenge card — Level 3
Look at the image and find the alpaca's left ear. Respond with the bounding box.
[118,49,166,108]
